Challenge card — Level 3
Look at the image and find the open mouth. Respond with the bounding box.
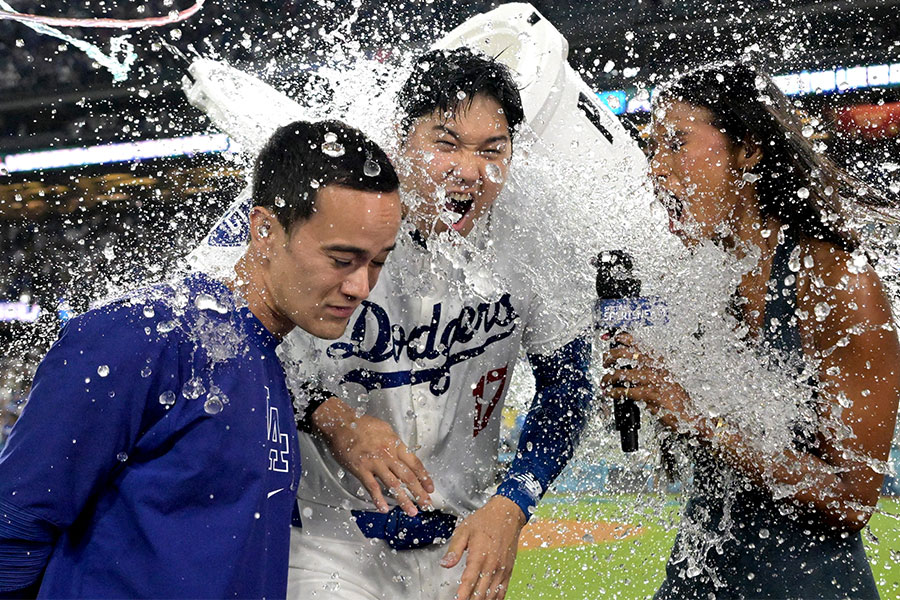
[657,188,684,223]
[444,192,475,230]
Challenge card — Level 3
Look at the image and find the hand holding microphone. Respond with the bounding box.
[594,251,668,453]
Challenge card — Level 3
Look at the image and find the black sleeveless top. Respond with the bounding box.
[654,234,880,600]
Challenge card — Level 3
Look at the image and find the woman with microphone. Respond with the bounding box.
[603,61,899,599]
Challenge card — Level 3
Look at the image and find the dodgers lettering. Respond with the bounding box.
[327,294,519,395]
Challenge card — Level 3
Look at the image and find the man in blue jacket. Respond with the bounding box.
[0,119,401,598]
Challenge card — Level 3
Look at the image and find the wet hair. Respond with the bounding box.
[396,47,525,137]
[653,61,893,252]
[252,119,399,234]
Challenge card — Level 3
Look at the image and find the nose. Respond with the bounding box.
[341,266,371,301]
[450,151,481,185]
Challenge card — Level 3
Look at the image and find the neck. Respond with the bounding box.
[719,184,780,261]
[229,253,293,340]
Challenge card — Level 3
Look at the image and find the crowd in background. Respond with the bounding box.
[0,196,222,446]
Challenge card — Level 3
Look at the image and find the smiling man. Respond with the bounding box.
[0,120,401,598]
[287,50,594,600]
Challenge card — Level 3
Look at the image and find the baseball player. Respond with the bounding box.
[0,120,401,598]
[286,49,594,600]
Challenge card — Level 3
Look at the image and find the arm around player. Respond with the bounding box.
[441,335,594,600]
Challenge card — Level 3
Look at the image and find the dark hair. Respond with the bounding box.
[654,61,893,252]
[252,119,399,233]
[397,47,525,137]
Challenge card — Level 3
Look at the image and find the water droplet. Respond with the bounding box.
[759,528,769,539]
[143,305,155,318]
[116,452,128,462]
[204,396,224,415]
[485,163,503,183]
[363,158,382,177]
[274,196,286,207]
[742,171,760,184]
[159,391,176,407]
[254,512,261,519]
[157,320,176,333]
[803,255,815,268]
[169,28,182,41]
[302,506,313,518]
[322,132,345,157]
[456,90,467,100]
[141,366,152,378]
[796,187,809,199]
[310,179,320,189]
[195,293,229,314]
[801,125,814,138]
[97,365,110,377]
[814,302,832,321]
[182,377,206,400]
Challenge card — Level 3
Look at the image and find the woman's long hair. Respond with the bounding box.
[653,61,895,253]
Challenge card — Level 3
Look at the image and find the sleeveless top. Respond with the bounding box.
[654,233,880,600]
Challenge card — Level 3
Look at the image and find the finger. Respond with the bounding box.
[455,551,485,600]
[359,472,389,513]
[389,460,432,510]
[441,527,469,569]
[602,347,646,369]
[372,464,418,517]
[473,560,498,600]
[603,366,656,387]
[612,331,635,346]
[399,449,435,495]
[604,385,656,410]
[488,568,509,600]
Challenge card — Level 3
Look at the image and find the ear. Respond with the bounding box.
[736,138,762,172]
[248,206,277,251]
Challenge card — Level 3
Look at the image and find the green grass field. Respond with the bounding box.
[508,496,900,599]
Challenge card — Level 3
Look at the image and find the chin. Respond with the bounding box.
[297,319,348,340]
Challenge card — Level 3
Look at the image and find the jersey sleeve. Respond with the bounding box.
[496,336,593,520]
[520,287,593,356]
[0,303,176,592]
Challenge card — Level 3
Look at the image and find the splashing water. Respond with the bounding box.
[0,0,206,81]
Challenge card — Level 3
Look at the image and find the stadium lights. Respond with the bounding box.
[0,302,41,323]
[0,62,898,176]
[0,133,238,175]
[596,62,900,115]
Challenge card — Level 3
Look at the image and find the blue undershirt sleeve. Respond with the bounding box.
[495,336,594,521]
[0,305,171,593]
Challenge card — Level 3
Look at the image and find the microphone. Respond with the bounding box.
[594,250,665,453]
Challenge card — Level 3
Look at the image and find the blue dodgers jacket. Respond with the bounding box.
[0,273,300,598]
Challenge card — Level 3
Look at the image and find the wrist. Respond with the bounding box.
[310,396,357,441]
[496,473,543,523]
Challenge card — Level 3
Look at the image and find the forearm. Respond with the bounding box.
[309,395,357,439]
[498,337,593,520]
[694,416,874,529]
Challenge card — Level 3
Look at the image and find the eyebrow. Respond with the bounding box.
[325,243,396,255]
[432,125,510,145]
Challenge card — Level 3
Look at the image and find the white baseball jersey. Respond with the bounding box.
[282,191,590,518]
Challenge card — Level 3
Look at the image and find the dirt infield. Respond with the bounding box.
[518,519,643,550]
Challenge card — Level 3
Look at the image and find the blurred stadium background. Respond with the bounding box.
[2,4,899,584]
